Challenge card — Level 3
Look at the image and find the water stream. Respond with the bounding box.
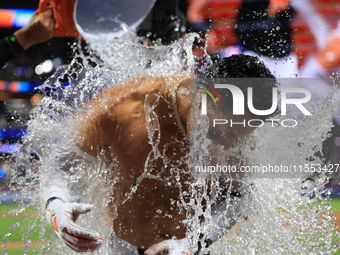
[1,29,340,255]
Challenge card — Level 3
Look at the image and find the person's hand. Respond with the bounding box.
[316,35,340,69]
[46,199,104,252]
[145,238,190,255]
[267,2,289,18]
[14,9,55,50]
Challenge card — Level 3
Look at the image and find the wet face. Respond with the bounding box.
[206,107,258,150]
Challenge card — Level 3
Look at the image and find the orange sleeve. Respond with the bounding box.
[270,0,289,4]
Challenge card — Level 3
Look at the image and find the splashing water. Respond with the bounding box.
[2,30,340,255]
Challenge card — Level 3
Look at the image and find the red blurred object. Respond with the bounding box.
[39,0,81,38]
[0,9,15,28]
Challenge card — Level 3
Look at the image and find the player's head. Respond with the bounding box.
[197,54,277,148]
[198,54,277,120]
